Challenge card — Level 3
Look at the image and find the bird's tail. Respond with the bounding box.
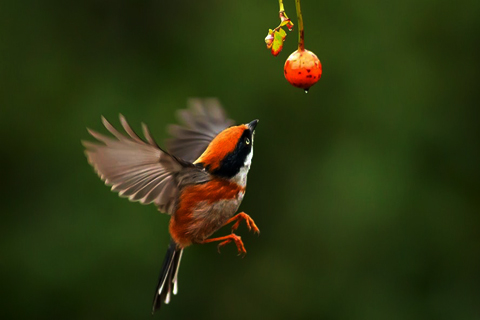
[152,239,183,314]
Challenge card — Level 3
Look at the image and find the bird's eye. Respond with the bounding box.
[245,137,250,145]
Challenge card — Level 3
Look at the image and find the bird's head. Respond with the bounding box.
[194,119,258,179]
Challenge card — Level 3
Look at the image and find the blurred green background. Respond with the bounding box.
[1,0,479,319]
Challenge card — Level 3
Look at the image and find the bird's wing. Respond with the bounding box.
[83,115,209,215]
[166,98,234,163]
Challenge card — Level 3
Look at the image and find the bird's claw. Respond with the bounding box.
[217,234,247,257]
[230,212,260,235]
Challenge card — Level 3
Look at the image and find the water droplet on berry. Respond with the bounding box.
[304,89,309,93]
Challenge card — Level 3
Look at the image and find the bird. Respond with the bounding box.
[82,98,259,314]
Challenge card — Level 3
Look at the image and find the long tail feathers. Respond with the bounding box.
[152,239,183,314]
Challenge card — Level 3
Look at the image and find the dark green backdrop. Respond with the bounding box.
[1,1,479,319]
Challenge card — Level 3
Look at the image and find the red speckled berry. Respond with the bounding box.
[284,49,322,91]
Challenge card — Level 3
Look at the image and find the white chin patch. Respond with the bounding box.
[244,149,253,168]
[233,149,253,186]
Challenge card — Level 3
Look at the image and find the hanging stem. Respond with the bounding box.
[295,0,305,51]
[279,0,285,13]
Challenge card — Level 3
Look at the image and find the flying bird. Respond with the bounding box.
[82,99,259,314]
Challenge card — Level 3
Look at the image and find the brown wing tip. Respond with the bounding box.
[142,122,160,148]
[81,139,98,150]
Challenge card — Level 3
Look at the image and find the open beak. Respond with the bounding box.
[248,119,259,131]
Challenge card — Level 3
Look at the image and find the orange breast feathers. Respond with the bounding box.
[169,179,245,247]
[193,124,248,171]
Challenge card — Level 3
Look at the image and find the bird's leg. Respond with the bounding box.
[201,234,247,256]
[224,212,260,234]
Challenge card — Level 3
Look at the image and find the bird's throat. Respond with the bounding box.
[231,149,253,187]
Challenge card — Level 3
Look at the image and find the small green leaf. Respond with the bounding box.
[271,28,287,56]
[265,8,294,56]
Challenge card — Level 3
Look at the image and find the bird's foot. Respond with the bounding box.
[217,234,247,256]
[227,212,260,235]
[202,234,247,256]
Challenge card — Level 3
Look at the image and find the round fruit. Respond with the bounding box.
[284,49,322,91]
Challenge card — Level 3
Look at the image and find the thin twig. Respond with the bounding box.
[295,0,305,51]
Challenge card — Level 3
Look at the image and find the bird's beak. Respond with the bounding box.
[248,119,259,131]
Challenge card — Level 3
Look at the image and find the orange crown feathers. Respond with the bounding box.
[193,125,248,170]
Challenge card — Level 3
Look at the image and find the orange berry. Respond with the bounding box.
[284,49,322,91]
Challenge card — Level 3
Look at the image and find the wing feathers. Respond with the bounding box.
[101,116,126,141]
[166,98,234,162]
[142,123,159,148]
[119,114,146,143]
[84,115,196,214]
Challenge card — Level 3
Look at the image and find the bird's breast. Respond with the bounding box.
[169,179,246,247]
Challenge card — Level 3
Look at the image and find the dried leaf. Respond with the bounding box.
[279,11,294,31]
[265,29,275,49]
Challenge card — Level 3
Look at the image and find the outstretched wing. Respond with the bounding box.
[166,98,234,163]
[82,115,208,215]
